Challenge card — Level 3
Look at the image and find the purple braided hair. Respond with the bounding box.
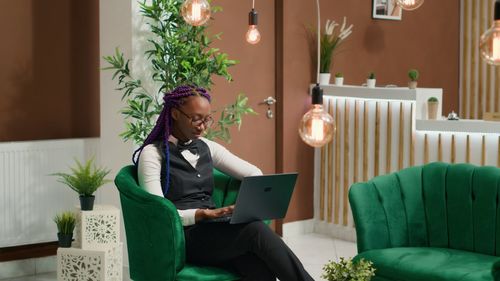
[133,84,211,195]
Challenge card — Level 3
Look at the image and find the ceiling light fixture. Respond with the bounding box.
[298,0,335,148]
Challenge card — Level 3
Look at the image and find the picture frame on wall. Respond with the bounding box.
[372,0,402,20]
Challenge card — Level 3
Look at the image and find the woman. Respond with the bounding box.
[135,84,314,281]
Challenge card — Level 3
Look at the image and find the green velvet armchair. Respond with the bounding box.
[349,162,500,281]
[115,165,241,281]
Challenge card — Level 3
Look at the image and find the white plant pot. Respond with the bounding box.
[319,73,331,85]
[408,81,418,89]
[366,79,376,88]
[334,77,344,86]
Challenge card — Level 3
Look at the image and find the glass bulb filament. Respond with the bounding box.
[246,25,261,44]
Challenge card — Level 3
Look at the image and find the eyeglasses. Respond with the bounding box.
[176,108,214,128]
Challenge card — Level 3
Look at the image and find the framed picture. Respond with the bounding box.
[372,0,402,21]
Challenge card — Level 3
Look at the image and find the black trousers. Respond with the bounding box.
[184,221,314,281]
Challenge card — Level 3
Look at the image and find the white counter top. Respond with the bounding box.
[416,119,500,134]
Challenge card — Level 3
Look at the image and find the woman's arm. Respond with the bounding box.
[201,138,263,179]
[137,144,200,226]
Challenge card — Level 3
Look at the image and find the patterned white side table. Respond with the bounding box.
[73,205,120,250]
[57,243,123,281]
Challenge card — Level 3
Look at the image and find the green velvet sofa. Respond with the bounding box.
[349,162,500,281]
[115,165,242,281]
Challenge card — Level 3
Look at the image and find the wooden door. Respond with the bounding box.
[209,0,276,175]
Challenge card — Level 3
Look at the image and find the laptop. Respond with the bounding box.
[200,173,298,224]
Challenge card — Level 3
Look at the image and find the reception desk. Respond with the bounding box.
[313,85,500,241]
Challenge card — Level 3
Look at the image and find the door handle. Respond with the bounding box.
[260,96,277,119]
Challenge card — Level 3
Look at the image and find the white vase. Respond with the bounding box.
[366,79,376,88]
[319,73,331,85]
[334,77,344,86]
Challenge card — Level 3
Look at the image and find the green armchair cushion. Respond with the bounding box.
[115,165,240,281]
[356,247,499,281]
[349,162,500,281]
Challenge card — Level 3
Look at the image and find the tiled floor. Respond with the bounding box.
[1,233,357,281]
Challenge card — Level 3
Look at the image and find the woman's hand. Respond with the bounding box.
[195,205,234,221]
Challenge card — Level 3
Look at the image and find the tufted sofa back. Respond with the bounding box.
[349,162,500,255]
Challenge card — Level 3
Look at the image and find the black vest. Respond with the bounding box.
[161,139,216,210]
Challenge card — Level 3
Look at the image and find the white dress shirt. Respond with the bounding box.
[137,136,263,226]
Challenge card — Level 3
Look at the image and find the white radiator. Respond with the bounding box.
[0,138,100,247]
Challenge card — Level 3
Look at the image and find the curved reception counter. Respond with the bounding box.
[312,84,500,240]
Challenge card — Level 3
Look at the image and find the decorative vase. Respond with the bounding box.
[427,101,439,120]
[334,77,344,86]
[79,195,95,211]
[319,73,331,85]
[57,233,73,248]
[366,79,376,88]
[408,81,418,89]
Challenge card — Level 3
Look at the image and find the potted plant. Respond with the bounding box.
[308,17,353,85]
[408,69,419,89]
[52,158,111,211]
[54,211,77,248]
[335,72,344,86]
[103,0,256,144]
[427,97,439,120]
[322,257,376,281]
[366,72,376,88]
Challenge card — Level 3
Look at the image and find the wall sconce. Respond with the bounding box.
[480,0,500,65]
[246,1,261,44]
[298,0,335,148]
[181,0,211,26]
[396,0,424,11]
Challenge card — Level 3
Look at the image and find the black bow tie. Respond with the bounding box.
[177,141,198,154]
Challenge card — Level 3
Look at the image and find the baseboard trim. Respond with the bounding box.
[313,220,357,242]
[282,219,314,238]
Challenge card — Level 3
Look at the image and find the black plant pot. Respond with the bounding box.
[57,233,73,248]
[79,195,95,211]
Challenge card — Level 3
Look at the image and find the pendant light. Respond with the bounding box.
[298,0,335,148]
[480,0,500,65]
[181,0,211,26]
[396,0,424,11]
[246,0,261,44]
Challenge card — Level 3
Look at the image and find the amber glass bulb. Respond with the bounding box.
[298,104,335,148]
[480,21,500,66]
[181,0,211,26]
[246,25,261,44]
[396,0,424,11]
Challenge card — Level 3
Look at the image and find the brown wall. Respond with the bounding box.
[0,0,99,142]
[278,0,460,222]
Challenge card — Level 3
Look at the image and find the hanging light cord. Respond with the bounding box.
[252,0,255,9]
[315,0,320,84]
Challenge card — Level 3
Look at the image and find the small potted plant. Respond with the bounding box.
[52,158,111,211]
[408,69,419,89]
[334,72,344,86]
[54,211,77,248]
[322,257,376,281]
[366,72,376,88]
[427,97,439,120]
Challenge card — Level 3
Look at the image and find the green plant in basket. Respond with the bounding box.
[52,157,111,210]
[335,72,343,78]
[321,257,375,281]
[428,96,438,102]
[368,72,376,79]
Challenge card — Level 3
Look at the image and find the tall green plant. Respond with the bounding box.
[103,0,255,144]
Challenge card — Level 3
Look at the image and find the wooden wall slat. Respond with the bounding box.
[481,135,486,166]
[354,101,359,183]
[410,103,415,166]
[466,134,471,163]
[424,134,429,164]
[386,102,392,173]
[461,0,470,118]
[398,103,404,170]
[438,133,443,162]
[451,134,456,163]
[470,0,477,119]
[363,101,369,181]
[327,101,334,223]
[343,100,350,226]
[334,100,341,224]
